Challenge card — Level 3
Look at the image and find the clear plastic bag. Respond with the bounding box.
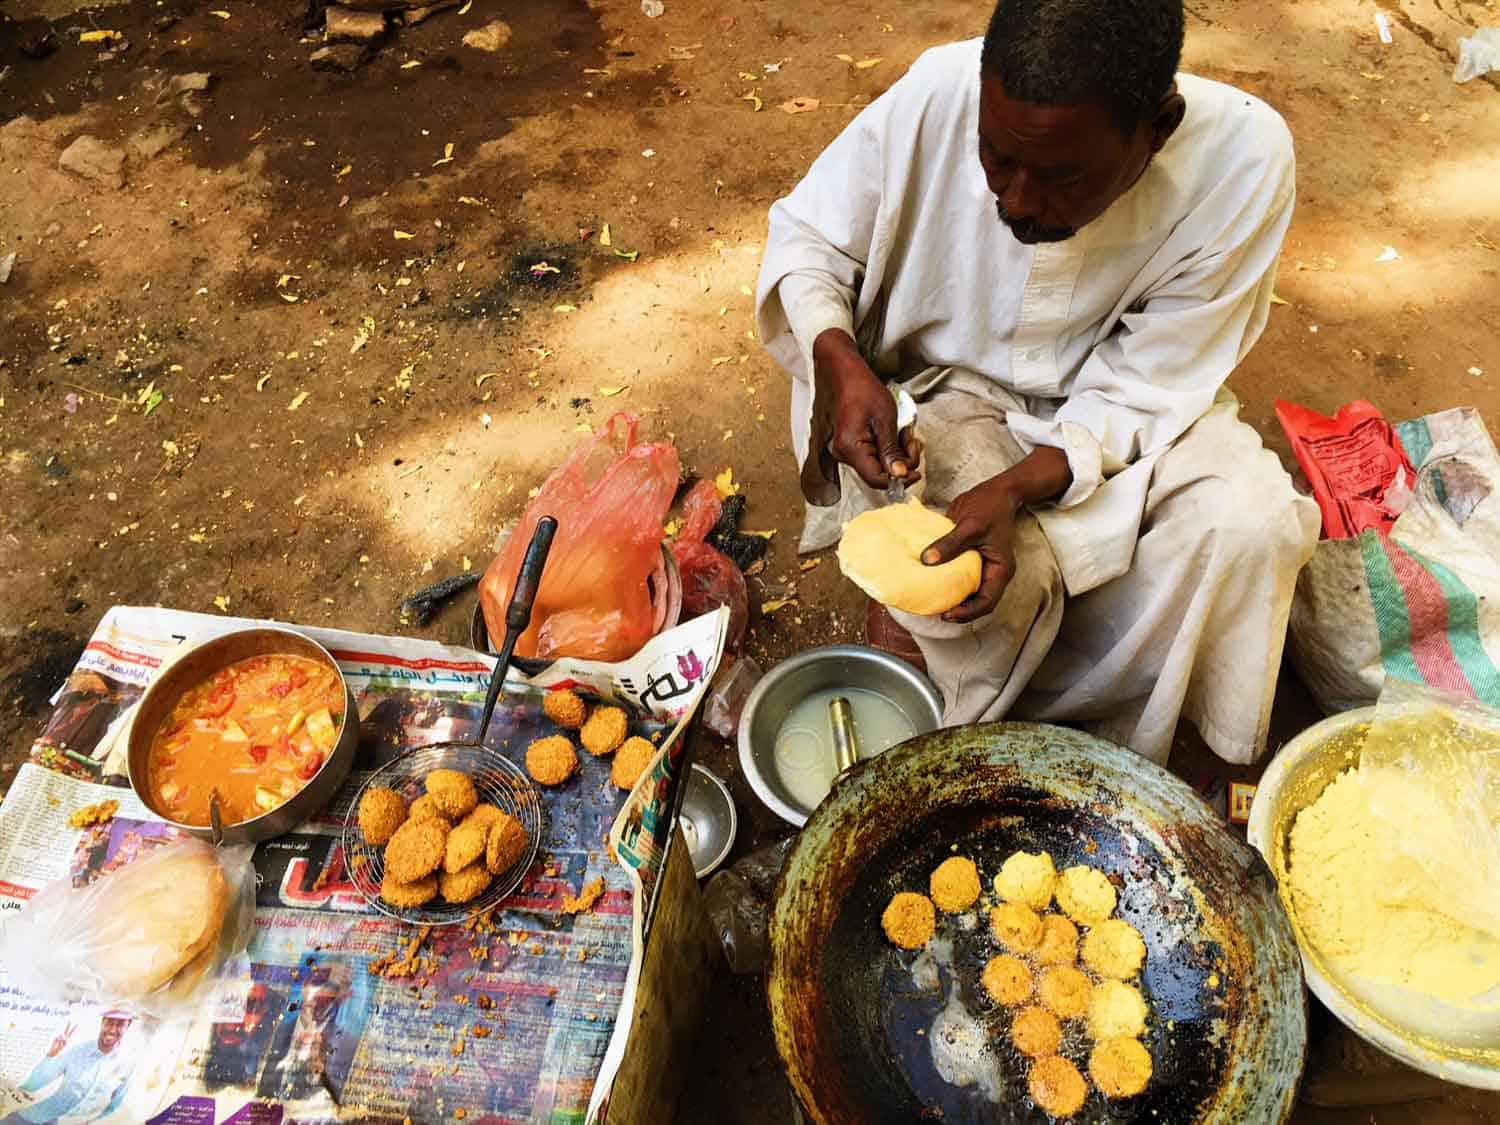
[1359,679,1500,937]
[702,653,762,739]
[479,413,680,662]
[670,480,749,651]
[0,837,257,1018]
[1454,27,1500,83]
[702,836,795,974]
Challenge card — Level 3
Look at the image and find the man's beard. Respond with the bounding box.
[996,199,1075,244]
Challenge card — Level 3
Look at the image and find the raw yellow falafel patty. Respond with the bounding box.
[929,856,982,912]
[425,768,478,818]
[1036,913,1080,966]
[581,705,629,756]
[1028,1055,1088,1118]
[881,892,936,950]
[1037,966,1092,1019]
[611,736,656,790]
[980,954,1033,1006]
[383,817,447,883]
[526,735,580,786]
[1088,979,1149,1039]
[1090,1036,1153,1098]
[358,787,408,846]
[543,688,589,730]
[380,873,439,908]
[990,901,1044,953]
[439,862,494,904]
[994,850,1057,910]
[1010,1005,1063,1058]
[444,818,489,874]
[486,812,530,875]
[1054,865,1117,926]
[1082,918,1146,980]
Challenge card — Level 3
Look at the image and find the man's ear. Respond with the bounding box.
[1149,90,1186,153]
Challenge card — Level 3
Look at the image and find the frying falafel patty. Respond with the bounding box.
[1054,864,1117,926]
[1037,966,1092,1019]
[1028,1055,1088,1118]
[881,892,936,950]
[1036,913,1080,966]
[1089,979,1148,1039]
[1010,1005,1063,1059]
[1090,1036,1153,1098]
[1082,918,1146,980]
[929,856,982,912]
[990,901,1044,953]
[994,850,1057,910]
[981,955,1034,1006]
[358,787,408,846]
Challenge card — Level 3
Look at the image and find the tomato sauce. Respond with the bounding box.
[147,654,346,826]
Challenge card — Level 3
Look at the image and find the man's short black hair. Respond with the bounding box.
[980,0,1185,133]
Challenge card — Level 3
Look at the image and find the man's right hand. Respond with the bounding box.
[812,328,918,491]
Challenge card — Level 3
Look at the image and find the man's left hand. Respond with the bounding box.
[920,476,1022,623]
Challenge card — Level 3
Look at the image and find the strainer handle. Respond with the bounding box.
[478,516,558,738]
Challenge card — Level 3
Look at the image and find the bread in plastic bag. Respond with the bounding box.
[1358,678,1500,939]
[0,836,256,1018]
[479,413,680,662]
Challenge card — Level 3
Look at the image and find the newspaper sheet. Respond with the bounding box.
[0,605,726,1124]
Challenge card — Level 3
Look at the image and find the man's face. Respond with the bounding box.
[97,1017,130,1053]
[977,75,1168,244]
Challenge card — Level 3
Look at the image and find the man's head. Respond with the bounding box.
[98,1013,133,1053]
[978,0,1186,243]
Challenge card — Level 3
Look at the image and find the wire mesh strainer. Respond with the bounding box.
[342,516,557,925]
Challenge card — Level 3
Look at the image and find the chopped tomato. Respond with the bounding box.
[248,743,270,764]
[268,680,293,698]
[200,691,237,719]
[277,733,294,757]
[296,752,325,780]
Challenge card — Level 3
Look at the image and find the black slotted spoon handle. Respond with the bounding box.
[477,516,558,739]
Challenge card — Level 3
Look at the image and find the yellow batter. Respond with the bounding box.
[1288,767,1500,1006]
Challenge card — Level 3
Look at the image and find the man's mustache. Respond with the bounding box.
[996,198,1076,244]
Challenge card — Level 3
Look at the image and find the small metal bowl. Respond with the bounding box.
[738,644,944,826]
[678,764,737,878]
[126,627,358,845]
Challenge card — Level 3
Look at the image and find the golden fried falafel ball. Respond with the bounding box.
[543,688,589,730]
[1054,864,1117,926]
[1090,1036,1153,1098]
[1088,980,1148,1040]
[980,955,1033,1006]
[581,705,629,757]
[526,735,580,787]
[1036,913,1080,966]
[1010,1005,1063,1059]
[444,818,489,874]
[383,817,447,883]
[439,862,494,905]
[486,812,530,875]
[994,850,1057,910]
[881,892,936,950]
[1082,919,1146,980]
[1037,966,1092,1020]
[929,856,982,913]
[460,804,504,835]
[990,901,1044,953]
[1028,1056,1088,1118]
[380,873,439,908]
[611,736,656,790]
[408,794,450,825]
[425,768,478,819]
[358,787,408,846]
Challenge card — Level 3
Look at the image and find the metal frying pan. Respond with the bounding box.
[768,722,1306,1123]
[343,517,557,925]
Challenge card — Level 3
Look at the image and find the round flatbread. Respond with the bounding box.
[837,499,982,616]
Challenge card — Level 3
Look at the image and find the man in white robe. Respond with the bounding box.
[755,0,1320,764]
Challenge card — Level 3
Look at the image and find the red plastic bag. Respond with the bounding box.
[480,413,680,662]
[1275,399,1416,538]
[671,480,749,651]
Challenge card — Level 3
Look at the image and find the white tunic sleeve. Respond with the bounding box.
[1007,125,1297,509]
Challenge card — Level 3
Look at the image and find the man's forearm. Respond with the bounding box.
[993,446,1073,512]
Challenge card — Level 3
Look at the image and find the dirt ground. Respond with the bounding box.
[3,0,1499,1119]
